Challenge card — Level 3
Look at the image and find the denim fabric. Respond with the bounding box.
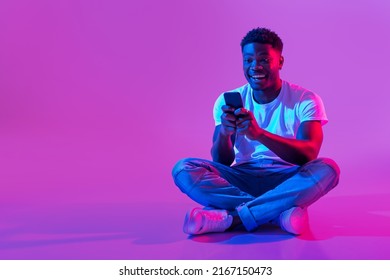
[172,157,340,231]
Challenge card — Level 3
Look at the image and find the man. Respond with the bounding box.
[172,28,340,235]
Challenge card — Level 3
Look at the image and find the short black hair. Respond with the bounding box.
[240,28,283,53]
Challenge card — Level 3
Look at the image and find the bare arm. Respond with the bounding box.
[211,125,236,165]
[210,106,237,166]
[235,108,323,165]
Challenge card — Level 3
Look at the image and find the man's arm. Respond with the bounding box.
[211,125,236,166]
[256,121,323,165]
[235,108,323,165]
[210,105,237,166]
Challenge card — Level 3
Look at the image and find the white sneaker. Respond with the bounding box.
[278,207,309,235]
[183,207,233,235]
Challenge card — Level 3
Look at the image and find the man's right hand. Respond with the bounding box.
[220,105,237,136]
[211,105,238,165]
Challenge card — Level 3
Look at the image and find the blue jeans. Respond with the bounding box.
[172,157,340,231]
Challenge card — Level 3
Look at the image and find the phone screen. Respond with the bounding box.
[223,92,243,109]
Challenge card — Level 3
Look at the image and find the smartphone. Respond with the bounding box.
[223,91,243,109]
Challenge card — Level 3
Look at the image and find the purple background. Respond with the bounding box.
[1,0,390,259]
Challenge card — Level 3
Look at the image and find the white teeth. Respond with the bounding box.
[252,74,266,79]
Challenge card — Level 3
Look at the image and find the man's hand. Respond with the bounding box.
[234,108,263,140]
[211,105,239,165]
[220,105,238,136]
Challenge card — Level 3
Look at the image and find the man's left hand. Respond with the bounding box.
[234,108,263,140]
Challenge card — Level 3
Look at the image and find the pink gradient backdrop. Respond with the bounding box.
[1,0,390,259]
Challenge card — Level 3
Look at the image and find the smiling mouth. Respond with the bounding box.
[249,74,266,81]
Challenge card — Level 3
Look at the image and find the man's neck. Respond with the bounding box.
[252,81,282,104]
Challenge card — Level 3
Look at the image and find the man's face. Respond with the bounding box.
[242,43,284,92]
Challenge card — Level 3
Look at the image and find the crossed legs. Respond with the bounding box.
[172,157,340,234]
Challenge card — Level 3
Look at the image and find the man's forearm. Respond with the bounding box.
[257,129,320,165]
[211,133,235,166]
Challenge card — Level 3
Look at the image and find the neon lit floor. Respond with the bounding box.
[1,172,390,260]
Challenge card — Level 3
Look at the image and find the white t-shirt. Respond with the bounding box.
[213,80,328,165]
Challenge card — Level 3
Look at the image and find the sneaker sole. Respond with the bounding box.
[279,207,308,235]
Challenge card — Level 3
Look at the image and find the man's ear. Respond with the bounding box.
[279,55,284,70]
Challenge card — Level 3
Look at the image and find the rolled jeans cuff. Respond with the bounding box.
[236,203,257,231]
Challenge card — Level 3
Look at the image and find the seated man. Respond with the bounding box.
[172,27,340,235]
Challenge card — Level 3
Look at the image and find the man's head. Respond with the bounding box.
[241,28,284,96]
[240,27,283,53]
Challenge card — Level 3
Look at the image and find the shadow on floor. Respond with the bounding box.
[1,192,389,254]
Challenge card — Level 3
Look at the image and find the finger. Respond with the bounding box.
[236,117,251,126]
[222,124,237,134]
[221,119,237,128]
[222,105,235,113]
[224,126,237,132]
[234,108,248,116]
[236,120,249,128]
[221,112,237,122]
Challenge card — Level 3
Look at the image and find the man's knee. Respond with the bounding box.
[171,158,206,194]
[172,157,204,178]
[320,158,340,177]
[172,158,190,178]
[306,157,340,187]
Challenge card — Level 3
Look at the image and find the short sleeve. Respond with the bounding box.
[213,94,225,126]
[298,91,328,125]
